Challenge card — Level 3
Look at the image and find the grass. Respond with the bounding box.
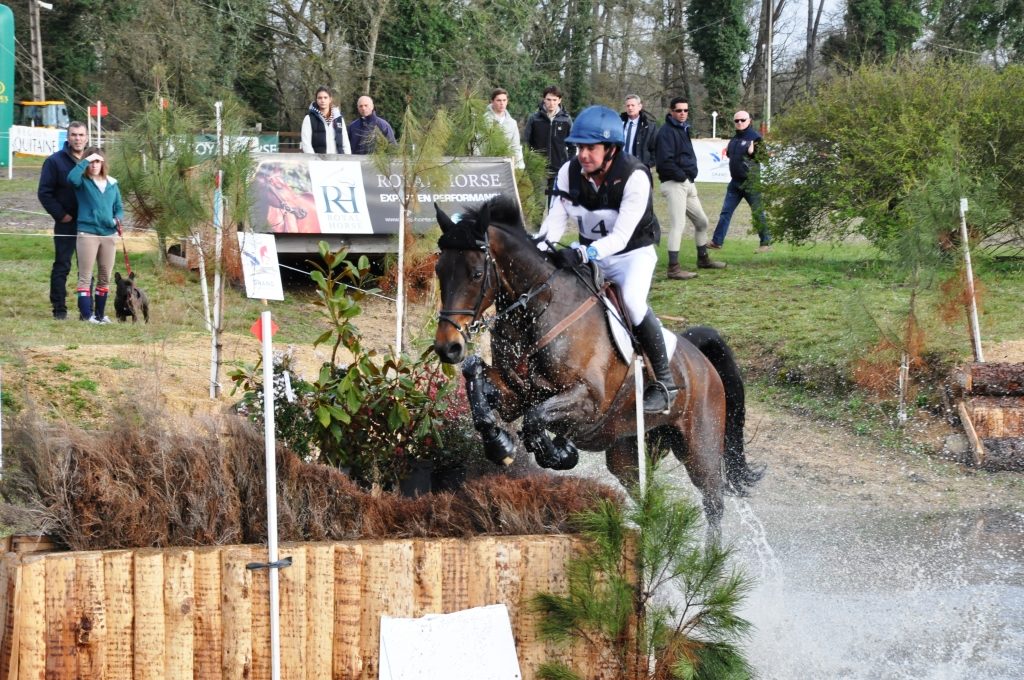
[2,169,1023,441]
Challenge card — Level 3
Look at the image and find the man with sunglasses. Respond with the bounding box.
[654,98,723,280]
[709,110,771,252]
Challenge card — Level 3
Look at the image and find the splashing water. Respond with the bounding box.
[728,499,1024,679]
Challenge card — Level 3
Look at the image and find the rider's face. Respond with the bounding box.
[577,144,608,174]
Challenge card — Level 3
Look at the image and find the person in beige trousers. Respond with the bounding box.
[653,97,725,279]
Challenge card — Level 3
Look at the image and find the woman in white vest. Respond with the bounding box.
[300,86,352,154]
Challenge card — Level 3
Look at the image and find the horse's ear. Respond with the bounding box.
[435,203,457,234]
[477,202,490,236]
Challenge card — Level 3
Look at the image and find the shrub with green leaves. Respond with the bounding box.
[230,242,459,491]
[767,60,1024,249]
[533,472,753,680]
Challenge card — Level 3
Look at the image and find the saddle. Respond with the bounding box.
[579,261,677,365]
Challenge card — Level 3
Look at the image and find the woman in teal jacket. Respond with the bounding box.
[68,147,124,322]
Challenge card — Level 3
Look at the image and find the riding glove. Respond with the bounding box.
[554,246,585,268]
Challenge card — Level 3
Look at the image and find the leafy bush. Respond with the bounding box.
[767,59,1024,249]
[230,242,459,492]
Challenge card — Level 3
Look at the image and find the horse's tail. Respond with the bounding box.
[681,325,765,494]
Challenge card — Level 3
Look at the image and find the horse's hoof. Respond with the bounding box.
[483,429,517,466]
[525,434,561,470]
[547,436,580,470]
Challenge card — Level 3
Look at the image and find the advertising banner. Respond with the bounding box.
[0,5,13,169]
[10,125,66,157]
[249,154,517,237]
[193,133,279,157]
[692,139,731,183]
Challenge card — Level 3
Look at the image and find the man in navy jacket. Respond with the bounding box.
[710,110,771,251]
[38,122,88,320]
[654,98,723,280]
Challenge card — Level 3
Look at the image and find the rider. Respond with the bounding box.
[537,105,677,414]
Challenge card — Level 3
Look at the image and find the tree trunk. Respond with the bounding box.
[805,0,826,93]
[362,0,389,94]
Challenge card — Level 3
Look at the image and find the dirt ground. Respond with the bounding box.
[8,297,1022,514]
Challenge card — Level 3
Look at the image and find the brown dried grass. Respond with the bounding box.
[0,406,620,551]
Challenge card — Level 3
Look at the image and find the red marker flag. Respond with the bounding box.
[250,317,279,341]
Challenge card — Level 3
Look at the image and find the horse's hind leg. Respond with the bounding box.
[669,423,725,545]
[606,437,640,490]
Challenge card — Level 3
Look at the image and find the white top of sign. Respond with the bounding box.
[237,232,284,301]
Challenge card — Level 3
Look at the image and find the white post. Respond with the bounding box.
[96,100,102,149]
[260,309,283,680]
[959,198,984,362]
[395,203,406,352]
[634,356,646,493]
[209,101,225,398]
[194,233,212,331]
[711,111,718,139]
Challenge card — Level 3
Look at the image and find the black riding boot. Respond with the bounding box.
[635,309,678,414]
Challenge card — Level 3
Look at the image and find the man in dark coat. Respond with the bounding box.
[710,110,771,251]
[523,85,575,199]
[37,122,88,319]
[347,96,397,155]
[620,94,657,168]
[654,98,724,280]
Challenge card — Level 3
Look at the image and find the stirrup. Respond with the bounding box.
[643,381,678,415]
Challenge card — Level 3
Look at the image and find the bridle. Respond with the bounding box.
[437,227,556,345]
[436,233,496,344]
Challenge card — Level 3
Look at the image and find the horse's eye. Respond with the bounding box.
[472,268,484,281]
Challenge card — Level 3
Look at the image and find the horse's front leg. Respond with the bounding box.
[521,384,592,471]
[463,355,520,466]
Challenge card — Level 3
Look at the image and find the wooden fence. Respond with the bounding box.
[0,535,618,679]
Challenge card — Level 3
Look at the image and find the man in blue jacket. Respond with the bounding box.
[654,98,723,280]
[38,122,88,320]
[710,110,771,252]
[348,96,397,155]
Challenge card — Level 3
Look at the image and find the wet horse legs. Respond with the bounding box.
[463,355,517,465]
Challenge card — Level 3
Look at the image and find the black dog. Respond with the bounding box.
[114,271,150,323]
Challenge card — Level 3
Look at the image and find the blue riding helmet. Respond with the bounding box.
[565,106,625,145]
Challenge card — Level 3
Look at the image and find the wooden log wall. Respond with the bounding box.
[0,536,615,680]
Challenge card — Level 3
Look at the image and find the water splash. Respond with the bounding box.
[729,505,1024,679]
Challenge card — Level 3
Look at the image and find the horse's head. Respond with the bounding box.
[433,200,496,363]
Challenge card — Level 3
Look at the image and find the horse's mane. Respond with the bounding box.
[439,194,534,250]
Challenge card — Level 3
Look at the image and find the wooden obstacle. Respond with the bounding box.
[0,535,620,679]
[956,362,1024,470]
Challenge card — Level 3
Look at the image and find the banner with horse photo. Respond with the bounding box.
[249,154,518,236]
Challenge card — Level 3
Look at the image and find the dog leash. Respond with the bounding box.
[117,220,133,275]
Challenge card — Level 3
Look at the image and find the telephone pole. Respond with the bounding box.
[28,0,52,101]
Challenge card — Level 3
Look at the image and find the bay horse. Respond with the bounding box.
[432,195,763,534]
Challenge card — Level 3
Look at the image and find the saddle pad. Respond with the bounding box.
[602,297,678,364]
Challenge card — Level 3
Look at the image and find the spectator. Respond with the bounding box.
[483,88,524,169]
[300,87,351,154]
[38,121,88,320]
[523,85,575,198]
[620,94,657,168]
[710,110,771,252]
[654,97,724,280]
[67,148,124,323]
[347,96,397,155]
